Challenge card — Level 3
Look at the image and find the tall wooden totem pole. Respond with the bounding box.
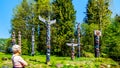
[38,0,56,64]
[12,31,16,46]
[94,30,101,57]
[38,16,56,63]
[18,31,21,46]
[66,39,78,60]
[31,27,35,56]
[77,23,80,57]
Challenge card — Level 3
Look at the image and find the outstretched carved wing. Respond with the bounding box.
[66,43,72,46]
[50,19,56,25]
[38,16,46,24]
[77,23,80,28]
[66,43,78,46]
[73,44,78,46]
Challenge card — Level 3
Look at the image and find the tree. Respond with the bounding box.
[82,0,111,53]
[11,0,76,56]
[34,0,51,54]
[103,15,120,59]
[11,0,33,55]
[81,23,98,53]
[0,38,7,52]
[85,0,111,29]
[52,0,76,56]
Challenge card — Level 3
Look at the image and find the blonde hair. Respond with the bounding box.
[12,44,21,54]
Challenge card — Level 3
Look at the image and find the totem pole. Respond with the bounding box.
[66,39,78,60]
[38,25,40,36]
[18,31,21,46]
[77,23,80,57]
[12,32,16,46]
[31,27,35,56]
[38,16,56,63]
[94,30,101,57]
[38,0,56,64]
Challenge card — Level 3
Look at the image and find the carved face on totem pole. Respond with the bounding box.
[94,30,101,36]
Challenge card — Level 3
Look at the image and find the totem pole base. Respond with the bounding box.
[31,54,34,56]
[95,48,100,57]
[46,61,51,65]
[71,57,74,60]
[31,52,34,56]
[71,51,75,60]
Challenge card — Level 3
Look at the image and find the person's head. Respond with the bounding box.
[12,44,21,54]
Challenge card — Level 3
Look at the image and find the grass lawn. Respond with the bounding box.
[0,52,119,68]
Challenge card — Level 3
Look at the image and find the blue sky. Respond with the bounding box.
[0,0,22,38]
[0,0,120,38]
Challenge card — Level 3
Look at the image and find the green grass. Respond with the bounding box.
[0,52,119,68]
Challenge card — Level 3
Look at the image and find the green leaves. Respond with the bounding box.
[51,0,76,56]
[11,0,35,54]
[11,0,76,56]
[103,15,120,59]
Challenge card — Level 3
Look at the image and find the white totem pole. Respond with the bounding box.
[39,16,56,63]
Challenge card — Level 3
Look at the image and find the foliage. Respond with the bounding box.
[11,0,76,56]
[4,38,13,53]
[82,51,94,58]
[8,0,120,60]
[11,0,50,55]
[82,0,112,54]
[103,15,120,60]
[85,0,111,28]
[0,52,119,68]
[0,38,7,52]
[52,0,76,56]
[11,0,33,54]
[81,23,98,52]
[0,38,13,53]
[34,0,51,55]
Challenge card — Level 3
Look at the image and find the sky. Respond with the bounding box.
[0,0,22,38]
[0,0,120,38]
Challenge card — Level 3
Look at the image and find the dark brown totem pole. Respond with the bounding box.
[94,30,101,57]
[12,32,16,46]
[66,39,78,60]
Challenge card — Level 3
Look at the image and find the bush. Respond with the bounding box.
[21,39,31,55]
[82,51,94,58]
[101,53,108,58]
[5,38,13,54]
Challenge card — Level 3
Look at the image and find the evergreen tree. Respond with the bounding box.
[34,0,51,54]
[0,38,7,52]
[11,0,76,56]
[104,15,120,59]
[52,0,76,56]
[11,0,33,54]
[85,0,111,29]
[82,0,111,53]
